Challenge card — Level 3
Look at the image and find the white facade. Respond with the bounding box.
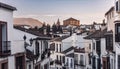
[0,8,14,42]
[65,57,74,69]
[0,3,16,69]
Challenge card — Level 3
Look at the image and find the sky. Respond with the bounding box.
[0,0,114,25]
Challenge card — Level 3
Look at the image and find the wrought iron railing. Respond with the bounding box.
[55,60,62,65]
[0,41,11,56]
[74,60,78,65]
[79,61,84,66]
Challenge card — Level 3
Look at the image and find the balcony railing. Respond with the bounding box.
[65,62,68,66]
[79,61,84,66]
[74,60,78,65]
[0,41,11,57]
[55,60,62,65]
[74,60,85,66]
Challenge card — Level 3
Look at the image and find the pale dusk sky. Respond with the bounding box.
[0,0,114,25]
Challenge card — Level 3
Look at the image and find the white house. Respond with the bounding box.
[0,2,18,69]
[49,36,69,69]
[104,0,120,69]
[113,0,120,69]
[32,37,51,69]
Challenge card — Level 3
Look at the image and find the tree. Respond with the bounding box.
[39,22,46,34]
[34,26,38,31]
[57,25,63,33]
[52,23,57,33]
[46,24,51,35]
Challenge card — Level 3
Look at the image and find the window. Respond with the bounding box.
[80,55,84,66]
[50,43,55,51]
[35,41,39,56]
[57,55,58,60]
[74,54,78,64]
[56,44,58,52]
[93,43,95,50]
[88,54,91,64]
[118,26,120,33]
[96,40,101,55]
[41,41,42,52]
[111,59,113,69]
[118,55,120,69]
[44,40,48,51]
[60,56,61,62]
[89,44,91,49]
[116,1,119,12]
[71,59,73,68]
[60,44,61,52]
[97,58,101,69]
[0,22,7,55]
[67,58,69,66]
[16,55,25,69]
[115,23,120,42]
[62,56,65,63]
[29,64,31,69]
[92,57,96,69]
[106,35,113,51]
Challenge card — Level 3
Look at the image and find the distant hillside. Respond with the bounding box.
[14,18,43,28]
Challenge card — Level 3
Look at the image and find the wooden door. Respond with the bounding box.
[2,62,8,69]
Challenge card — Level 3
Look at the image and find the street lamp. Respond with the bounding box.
[23,35,33,49]
[29,38,33,46]
[23,35,26,41]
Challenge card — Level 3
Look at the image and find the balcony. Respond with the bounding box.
[74,60,85,66]
[74,60,78,65]
[79,61,85,66]
[0,41,11,57]
[65,62,68,66]
[55,60,62,65]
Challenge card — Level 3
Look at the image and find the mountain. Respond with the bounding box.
[14,18,43,28]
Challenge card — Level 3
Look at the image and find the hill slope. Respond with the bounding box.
[14,18,43,28]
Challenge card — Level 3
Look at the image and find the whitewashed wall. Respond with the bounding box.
[13,29,38,42]
[0,8,14,42]
[8,56,15,69]
[12,28,38,53]
[100,38,106,56]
